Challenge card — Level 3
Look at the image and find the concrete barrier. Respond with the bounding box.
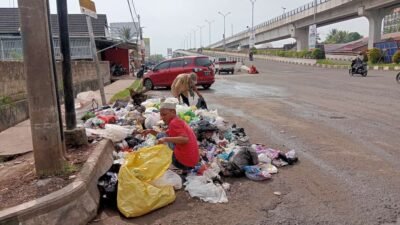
[0,100,29,132]
[0,140,114,225]
[0,61,111,132]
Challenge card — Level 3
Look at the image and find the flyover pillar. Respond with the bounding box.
[292,27,309,51]
[359,7,388,49]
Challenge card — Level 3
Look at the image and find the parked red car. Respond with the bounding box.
[142,56,215,90]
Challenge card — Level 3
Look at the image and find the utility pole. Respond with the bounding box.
[198,25,204,48]
[193,29,197,49]
[218,11,231,50]
[18,0,66,176]
[205,19,214,46]
[250,0,256,49]
[138,15,145,63]
[188,32,191,49]
[56,0,76,130]
[231,24,234,36]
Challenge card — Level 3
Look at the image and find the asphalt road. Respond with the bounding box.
[90,61,400,225]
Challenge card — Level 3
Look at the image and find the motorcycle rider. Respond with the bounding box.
[351,52,364,69]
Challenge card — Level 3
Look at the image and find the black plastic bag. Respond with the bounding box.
[196,97,208,110]
[98,164,121,209]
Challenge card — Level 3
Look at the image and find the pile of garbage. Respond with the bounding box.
[85,97,298,218]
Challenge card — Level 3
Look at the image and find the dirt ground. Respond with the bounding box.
[0,143,97,210]
[90,60,400,225]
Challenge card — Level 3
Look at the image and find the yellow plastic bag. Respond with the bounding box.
[117,145,176,218]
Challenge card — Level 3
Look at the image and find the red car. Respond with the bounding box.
[142,56,215,90]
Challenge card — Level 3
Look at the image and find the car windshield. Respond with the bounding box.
[195,57,212,67]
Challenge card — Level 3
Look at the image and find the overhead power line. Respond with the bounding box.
[126,0,140,35]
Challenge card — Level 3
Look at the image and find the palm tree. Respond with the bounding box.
[324,29,362,44]
[118,26,135,42]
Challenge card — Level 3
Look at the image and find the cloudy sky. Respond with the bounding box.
[1,0,368,55]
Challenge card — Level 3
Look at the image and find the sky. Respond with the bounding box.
[1,0,369,56]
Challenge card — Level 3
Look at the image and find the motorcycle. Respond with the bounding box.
[349,59,368,77]
[396,72,400,84]
[136,65,148,78]
[110,64,126,76]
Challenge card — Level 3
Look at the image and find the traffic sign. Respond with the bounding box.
[79,0,97,19]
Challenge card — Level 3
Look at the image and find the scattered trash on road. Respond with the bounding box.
[85,95,298,217]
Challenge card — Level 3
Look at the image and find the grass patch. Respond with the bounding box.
[109,88,131,103]
[109,79,143,103]
[367,63,399,68]
[0,96,13,107]
[317,59,351,66]
[317,59,400,69]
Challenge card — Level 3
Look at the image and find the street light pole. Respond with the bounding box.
[56,0,76,130]
[198,25,204,48]
[188,32,192,49]
[218,11,231,50]
[250,0,256,49]
[193,29,197,49]
[205,19,214,46]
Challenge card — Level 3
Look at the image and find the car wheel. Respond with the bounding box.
[144,79,154,90]
[202,84,211,90]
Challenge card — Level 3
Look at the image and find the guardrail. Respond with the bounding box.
[209,0,332,47]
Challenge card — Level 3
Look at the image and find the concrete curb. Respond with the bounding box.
[0,140,114,225]
[202,50,400,71]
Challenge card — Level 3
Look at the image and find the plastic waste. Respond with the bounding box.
[141,98,161,108]
[77,91,101,107]
[259,163,278,174]
[286,150,297,159]
[144,112,161,129]
[214,116,230,131]
[103,124,134,142]
[151,170,182,190]
[97,115,117,124]
[244,166,272,181]
[196,97,208,110]
[176,104,192,114]
[117,145,175,218]
[258,153,272,164]
[184,175,228,203]
[97,164,121,208]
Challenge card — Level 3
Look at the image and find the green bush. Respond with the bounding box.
[392,50,400,64]
[368,48,382,64]
[362,51,369,62]
[311,48,326,59]
[305,51,313,58]
[297,50,308,58]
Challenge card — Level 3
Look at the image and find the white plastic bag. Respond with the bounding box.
[144,112,161,129]
[103,124,133,142]
[176,104,191,114]
[77,91,101,107]
[151,170,182,190]
[184,175,228,203]
[214,116,229,131]
[258,153,272,164]
[141,98,161,108]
